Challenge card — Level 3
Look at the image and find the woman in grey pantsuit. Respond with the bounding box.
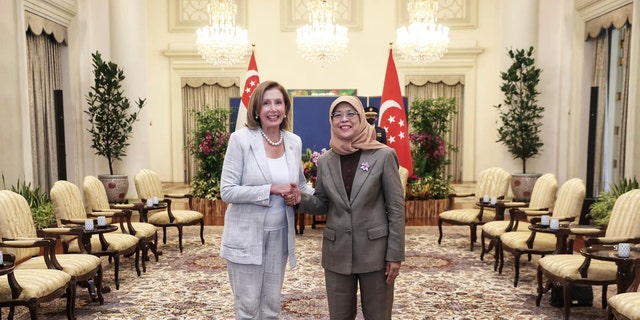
[288,96,406,320]
[220,81,313,319]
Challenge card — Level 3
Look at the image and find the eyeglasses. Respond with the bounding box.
[331,111,359,120]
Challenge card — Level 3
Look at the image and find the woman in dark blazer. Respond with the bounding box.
[295,95,406,320]
[220,80,314,319]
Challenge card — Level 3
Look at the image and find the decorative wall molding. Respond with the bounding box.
[24,0,77,27]
[397,0,478,30]
[575,0,632,21]
[168,0,248,33]
[280,0,362,31]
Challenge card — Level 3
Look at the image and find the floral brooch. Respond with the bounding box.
[360,162,370,172]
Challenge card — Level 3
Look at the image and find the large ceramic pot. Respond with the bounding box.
[510,173,542,202]
[98,174,129,203]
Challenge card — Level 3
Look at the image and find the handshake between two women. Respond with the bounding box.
[272,182,302,207]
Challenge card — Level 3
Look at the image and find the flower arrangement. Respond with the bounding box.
[301,148,327,183]
[407,97,458,200]
[187,106,231,200]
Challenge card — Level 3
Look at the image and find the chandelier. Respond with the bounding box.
[395,0,449,64]
[196,0,250,67]
[296,0,349,66]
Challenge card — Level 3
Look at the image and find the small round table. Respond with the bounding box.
[81,224,118,253]
[527,223,573,254]
[580,244,640,293]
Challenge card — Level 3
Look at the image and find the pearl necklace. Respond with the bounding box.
[259,128,283,146]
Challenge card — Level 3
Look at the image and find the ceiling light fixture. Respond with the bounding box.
[395,0,449,64]
[296,0,349,67]
[196,0,250,67]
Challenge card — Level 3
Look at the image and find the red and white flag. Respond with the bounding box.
[379,49,413,175]
[235,51,260,131]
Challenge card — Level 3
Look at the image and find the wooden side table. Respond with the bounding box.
[580,244,640,293]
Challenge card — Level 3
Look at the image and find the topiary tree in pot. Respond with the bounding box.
[495,46,544,201]
[85,51,146,203]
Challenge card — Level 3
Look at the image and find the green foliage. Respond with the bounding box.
[588,177,639,226]
[1,175,56,229]
[187,106,232,200]
[495,46,544,174]
[85,51,146,175]
[407,97,458,199]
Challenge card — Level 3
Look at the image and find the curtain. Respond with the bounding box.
[26,29,62,192]
[617,26,631,180]
[590,31,609,194]
[182,81,239,182]
[405,79,464,182]
[589,22,631,194]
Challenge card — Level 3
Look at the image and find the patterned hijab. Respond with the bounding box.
[329,96,386,155]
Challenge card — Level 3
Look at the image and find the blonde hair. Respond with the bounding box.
[245,81,293,131]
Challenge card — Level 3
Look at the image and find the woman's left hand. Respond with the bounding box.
[385,261,402,284]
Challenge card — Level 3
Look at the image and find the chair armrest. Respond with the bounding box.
[585,236,640,246]
[1,237,62,269]
[502,202,527,208]
[88,209,120,217]
[165,193,193,199]
[111,203,137,210]
[62,218,91,225]
[525,210,550,216]
[448,192,474,199]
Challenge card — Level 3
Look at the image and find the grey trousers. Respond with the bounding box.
[324,268,395,320]
[227,228,288,320]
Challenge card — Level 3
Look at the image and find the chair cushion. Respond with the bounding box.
[129,222,158,238]
[500,232,557,251]
[0,269,71,300]
[66,233,139,253]
[17,254,101,277]
[148,209,203,225]
[607,292,640,319]
[538,255,617,281]
[483,221,530,237]
[440,208,496,223]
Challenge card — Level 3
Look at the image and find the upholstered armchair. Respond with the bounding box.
[536,189,640,320]
[499,178,585,287]
[0,252,73,320]
[480,173,558,270]
[0,190,105,308]
[134,169,205,253]
[83,175,160,272]
[438,167,512,251]
[50,180,140,290]
[607,262,640,320]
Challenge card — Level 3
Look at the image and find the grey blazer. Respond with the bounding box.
[299,147,405,275]
[219,127,313,269]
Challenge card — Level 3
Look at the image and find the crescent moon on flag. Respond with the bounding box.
[379,100,402,117]
[246,70,259,78]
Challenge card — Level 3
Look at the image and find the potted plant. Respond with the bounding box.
[406,97,457,218]
[187,105,231,216]
[85,51,146,203]
[495,46,544,202]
